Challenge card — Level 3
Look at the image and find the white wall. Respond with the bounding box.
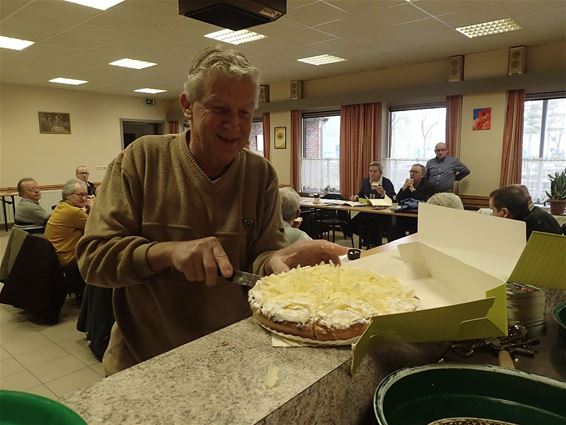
[0,84,173,187]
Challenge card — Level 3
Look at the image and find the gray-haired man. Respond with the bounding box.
[76,46,346,374]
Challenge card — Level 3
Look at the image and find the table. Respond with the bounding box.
[0,190,17,231]
[300,198,417,247]
[300,197,418,218]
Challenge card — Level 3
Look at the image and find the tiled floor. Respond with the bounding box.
[0,227,358,401]
[0,230,103,400]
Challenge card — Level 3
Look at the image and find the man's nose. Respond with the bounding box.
[223,110,240,130]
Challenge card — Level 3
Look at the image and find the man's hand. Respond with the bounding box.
[265,240,348,275]
[147,237,233,287]
[403,178,414,191]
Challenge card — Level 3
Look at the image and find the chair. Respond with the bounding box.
[317,193,354,246]
[0,230,67,324]
[561,223,566,236]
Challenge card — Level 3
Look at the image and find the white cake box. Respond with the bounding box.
[350,202,566,372]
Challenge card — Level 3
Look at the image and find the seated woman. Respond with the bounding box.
[44,178,93,301]
[279,187,312,245]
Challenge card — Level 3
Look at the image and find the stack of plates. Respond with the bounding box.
[506,283,546,337]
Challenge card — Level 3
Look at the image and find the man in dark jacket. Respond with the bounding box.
[489,186,561,239]
[349,161,396,247]
[351,161,396,201]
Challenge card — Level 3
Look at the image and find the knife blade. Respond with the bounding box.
[224,270,262,288]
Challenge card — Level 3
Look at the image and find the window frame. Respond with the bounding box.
[300,110,341,193]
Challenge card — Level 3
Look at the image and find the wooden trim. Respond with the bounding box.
[460,194,489,210]
[0,182,102,192]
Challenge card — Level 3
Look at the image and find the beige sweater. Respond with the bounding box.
[76,132,286,373]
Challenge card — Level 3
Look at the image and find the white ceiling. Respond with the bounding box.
[1,0,565,99]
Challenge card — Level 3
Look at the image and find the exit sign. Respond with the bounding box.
[145,98,155,105]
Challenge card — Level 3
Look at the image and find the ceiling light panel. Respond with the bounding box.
[49,77,88,85]
[134,88,167,94]
[64,0,125,11]
[456,18,521,38]
[297,54,346,66]
[0,36,34,51]
[204,29,266,45]
[109,58,157,69]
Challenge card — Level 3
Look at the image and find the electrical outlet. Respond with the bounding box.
[96,165,107,170]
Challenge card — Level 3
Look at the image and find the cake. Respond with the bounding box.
[248,263,420,342]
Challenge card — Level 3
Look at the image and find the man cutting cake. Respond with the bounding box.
[76,46,347,375]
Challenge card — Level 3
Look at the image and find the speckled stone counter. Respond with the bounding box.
[62,318,447,424]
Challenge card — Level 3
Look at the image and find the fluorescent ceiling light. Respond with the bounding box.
[0,35,34,51]
[204,29,266,45]
[49,77,88,85]
[64,0,125,11]
[109,58,156,69]
[134,88,167,94]
[456,18,521,38]
[297,54,346,66]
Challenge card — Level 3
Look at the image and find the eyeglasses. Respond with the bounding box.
[434,149,447,152]
[76,172,90,175]
[73,192,88,198]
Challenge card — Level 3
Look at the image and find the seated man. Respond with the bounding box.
[351,161,396,201]
[350,161,396,247]
[15,177,51,225]
[279,187,312,245]
[391,164,431,240]
[489,186,561,239]
[45,178,93,301]
[75,165,96,197]
[397,164,431,202]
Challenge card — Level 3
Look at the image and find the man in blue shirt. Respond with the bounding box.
[426,143,470,194]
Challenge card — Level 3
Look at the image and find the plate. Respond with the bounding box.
[374,364,566,425]
[0,390,86,425]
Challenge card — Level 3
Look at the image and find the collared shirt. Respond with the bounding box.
[426,155,470,193]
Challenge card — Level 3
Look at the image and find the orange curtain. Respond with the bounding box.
[262,113,270,161]
[168,121,179,134]
[291,110,301,190]
[339,103,382,199]
[500,90,525,186]
[445,95,462,157]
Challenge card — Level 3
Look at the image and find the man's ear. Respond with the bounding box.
[500,207,511,218]
[179,93,191,120]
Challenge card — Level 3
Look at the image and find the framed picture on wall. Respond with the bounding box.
[472,107,491,131]
[274,126,286,149]
[38,112,71,134]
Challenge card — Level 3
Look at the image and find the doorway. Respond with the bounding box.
[121,119,165,149]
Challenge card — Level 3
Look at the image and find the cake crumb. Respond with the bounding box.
[265,365,279,388]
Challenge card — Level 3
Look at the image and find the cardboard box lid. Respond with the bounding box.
[350,203,565,373]
[418,203,526,281]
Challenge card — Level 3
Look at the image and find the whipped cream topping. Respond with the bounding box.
[249,264,419,330]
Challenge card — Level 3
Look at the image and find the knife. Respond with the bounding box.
[223,270,262,288]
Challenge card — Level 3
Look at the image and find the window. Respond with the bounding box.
[384,105,446,191]
[522,95,566,203]
[300,111,341,193]
[248,119,264,156]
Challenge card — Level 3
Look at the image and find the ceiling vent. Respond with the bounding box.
[179,0,286,31]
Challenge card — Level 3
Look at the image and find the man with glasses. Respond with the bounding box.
[426,142,470,194]
[45,178,94,302]
[75,165,96,197]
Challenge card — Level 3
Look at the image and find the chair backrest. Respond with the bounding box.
[13,224,46,235]
[561,223,566,235]
[322,193,343,200]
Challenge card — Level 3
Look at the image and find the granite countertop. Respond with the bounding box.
[61,318,447,425]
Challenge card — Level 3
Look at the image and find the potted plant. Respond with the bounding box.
[546,168,566,215]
